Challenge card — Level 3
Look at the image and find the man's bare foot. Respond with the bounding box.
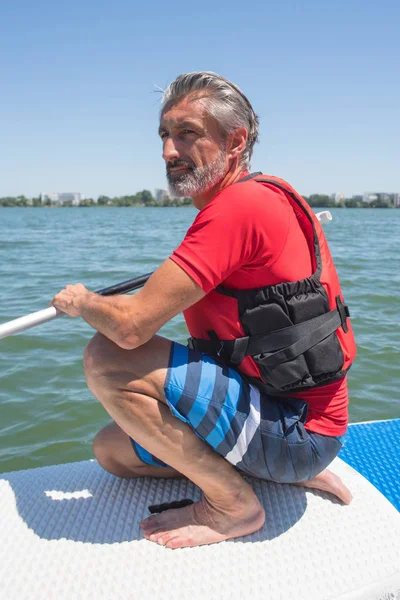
[140,488,265,549]
[295,468,352,504]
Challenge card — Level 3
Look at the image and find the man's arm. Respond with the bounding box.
[50,259,205,350]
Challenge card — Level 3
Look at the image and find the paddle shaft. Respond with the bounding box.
[96,273,152,296]
[0,211,332,340]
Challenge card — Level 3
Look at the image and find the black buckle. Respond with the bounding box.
[216,341,225,357]
[206,329,225,357]
[187,337,195,350]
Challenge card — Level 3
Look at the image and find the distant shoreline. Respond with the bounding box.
[1,190,398,209]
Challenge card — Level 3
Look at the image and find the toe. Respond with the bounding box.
[142,526,165,540]
[156,532,179,547]
[165,537,184,550]
[149,529,168,542]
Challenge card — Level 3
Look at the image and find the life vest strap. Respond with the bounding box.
[187,299,350,368]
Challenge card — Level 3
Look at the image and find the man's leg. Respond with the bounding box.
[93,421,183,479]
[84,333,265,549]
[93,402,352,505]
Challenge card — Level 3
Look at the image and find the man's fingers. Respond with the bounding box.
[65,283,87,293]
[48,283,89,318]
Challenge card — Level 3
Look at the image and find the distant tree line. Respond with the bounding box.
[0,192,397,208]
[0,191,193,207]
[0,195,42,207]
[303,194,397,208]
[96,191,192,207]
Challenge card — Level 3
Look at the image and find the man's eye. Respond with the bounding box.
[183,129,195,135]
[160,132,168,140]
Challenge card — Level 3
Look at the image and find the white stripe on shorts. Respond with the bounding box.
[224,384,261,466]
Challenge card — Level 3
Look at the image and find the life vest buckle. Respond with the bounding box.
[216,341,224,357]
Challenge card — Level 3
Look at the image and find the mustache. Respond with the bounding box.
[166,159,194,171]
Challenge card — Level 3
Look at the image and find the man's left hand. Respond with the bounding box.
[51,283,91,317]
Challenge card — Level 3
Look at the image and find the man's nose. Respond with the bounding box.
[162,136,180,162]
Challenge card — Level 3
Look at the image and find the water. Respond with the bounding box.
[0,207,399,474]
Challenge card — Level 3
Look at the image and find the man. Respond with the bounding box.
[51,72,355,550]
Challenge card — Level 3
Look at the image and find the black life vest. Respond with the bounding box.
[187,173,357,396]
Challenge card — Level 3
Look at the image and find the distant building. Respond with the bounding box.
[362,192,391,204]
[154,189,169,204]
[352,195,363,202]
[393,193,400,207]
[330,193,345,204]
[41,192,81,205]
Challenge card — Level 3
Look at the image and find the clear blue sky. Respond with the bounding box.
[0,0,398,198]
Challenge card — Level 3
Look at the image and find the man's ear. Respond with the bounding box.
[226,127,248,160]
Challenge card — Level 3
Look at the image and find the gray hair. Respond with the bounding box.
[160,72,259,169]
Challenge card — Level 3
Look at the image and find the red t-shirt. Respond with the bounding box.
[170,174,348,436]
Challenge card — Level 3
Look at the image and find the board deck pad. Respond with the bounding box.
[0,454,399,600]
[339,419,400,511]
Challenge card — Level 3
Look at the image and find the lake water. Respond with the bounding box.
[0,207,399,473]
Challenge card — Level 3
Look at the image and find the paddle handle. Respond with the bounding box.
[316,210,332,224]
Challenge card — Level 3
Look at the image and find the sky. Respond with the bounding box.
[0,0,399,198]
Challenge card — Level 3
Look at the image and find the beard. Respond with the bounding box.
[166,149,227,198]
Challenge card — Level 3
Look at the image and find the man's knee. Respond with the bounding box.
[84,333,110,377]
[83,332,121,395]
[83,334,166,404]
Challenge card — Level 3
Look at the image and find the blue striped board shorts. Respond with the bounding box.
[129,342,345,483]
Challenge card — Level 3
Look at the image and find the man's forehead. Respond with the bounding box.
[159,93,209,127]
